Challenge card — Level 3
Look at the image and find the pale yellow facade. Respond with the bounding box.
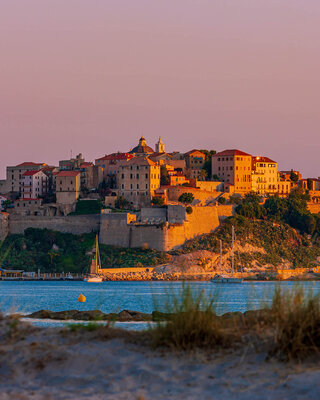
[212,150,252,194]
[251,157,278,194]
[118,157,160,207]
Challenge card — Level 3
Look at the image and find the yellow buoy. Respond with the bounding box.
[78,294,86,303]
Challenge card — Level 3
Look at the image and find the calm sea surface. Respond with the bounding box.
[1,280,320,317]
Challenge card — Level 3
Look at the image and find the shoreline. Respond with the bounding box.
[1,311,320,399]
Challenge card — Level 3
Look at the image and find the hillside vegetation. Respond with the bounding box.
[180,190,320,270]
[0,228,168,273]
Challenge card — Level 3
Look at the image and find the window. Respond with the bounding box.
[137,184,139,189]
[130,174,133,179]
[145,174,148,179]
[137,174,139,179]
[121,174,124,179]
[130,184,133,189]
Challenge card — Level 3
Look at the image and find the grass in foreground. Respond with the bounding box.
[150,284,240,351]
[150,283,320,361]
[270,286,320,360]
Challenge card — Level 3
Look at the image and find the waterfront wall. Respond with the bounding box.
[9,215,100,235]
[0,212,9,241]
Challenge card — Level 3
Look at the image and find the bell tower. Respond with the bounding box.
[155,137,165,153]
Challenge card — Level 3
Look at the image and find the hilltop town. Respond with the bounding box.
[1,137,320,256]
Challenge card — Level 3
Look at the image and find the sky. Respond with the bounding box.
[0,0,319,178]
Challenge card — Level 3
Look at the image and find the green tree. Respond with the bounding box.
[115,196,130,210]
[307,179,313,191]
[290,169,299,182]
[160,165,170,186]
[186,206,193,214]
[152,197,165,206]
[264,195,288,220]
[235,193,265,219]
[178,193,194,204]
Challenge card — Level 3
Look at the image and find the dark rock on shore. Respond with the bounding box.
[26,309,153,322]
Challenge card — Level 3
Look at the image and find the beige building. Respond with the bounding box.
[56,171,81,205]
[118,157,160,207]
[21,170,48,199]
[184,150,206,180]
[79,162,103,190]
[251,156,278,195]
[95,153,133,185]
[212,149,252,194]
[277,179,292,196]
[14,198,43,216]
[6,162,47,193]
[59,153,84,171]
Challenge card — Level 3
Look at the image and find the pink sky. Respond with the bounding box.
[0,0,319,178]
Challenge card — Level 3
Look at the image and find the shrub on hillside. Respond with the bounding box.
[178,193,194,204]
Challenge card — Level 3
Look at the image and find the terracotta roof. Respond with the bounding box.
[22,170,41,176]
[56,171,80,177]
[184,149,205,156]
[96,153,133,161]
[149,152,171,158]
[252,156,277,164]
[126,157,156,166]
[80,162,93,168]
[213,149,252,157]
[16,162,46,167]
[41,167,57,172]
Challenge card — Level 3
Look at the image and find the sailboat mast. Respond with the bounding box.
[219,239,222,274]
[231,226,234,277]
[95,235,101,274]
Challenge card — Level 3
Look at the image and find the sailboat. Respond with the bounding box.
[84,235,104,282]
[211,226,243,284]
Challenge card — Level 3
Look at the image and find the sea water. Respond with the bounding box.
[1,280,319,328]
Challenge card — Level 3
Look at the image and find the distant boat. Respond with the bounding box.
[84,235,104,283]
[211,226,243,284]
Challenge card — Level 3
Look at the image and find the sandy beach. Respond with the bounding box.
[1,316,320,400]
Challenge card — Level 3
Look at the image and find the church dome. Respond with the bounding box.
[129,137,154,154]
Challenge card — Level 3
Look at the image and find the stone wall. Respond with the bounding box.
[216,205,235,220]
[99,206,220,251]
[140,207,167,222]
[0,212,9,241]
[9,214,100,235]
[165,206,220,250]
[167,186,220,205]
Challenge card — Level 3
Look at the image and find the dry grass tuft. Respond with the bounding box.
[270,286,320,361]
[151,284,240,351]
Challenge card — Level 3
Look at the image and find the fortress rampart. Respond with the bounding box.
[3,204,229,252]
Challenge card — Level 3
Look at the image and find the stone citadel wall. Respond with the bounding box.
[5,205,225,252]
[9,215,100,235]
[0,213,9,241]
[99,206,220,251]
